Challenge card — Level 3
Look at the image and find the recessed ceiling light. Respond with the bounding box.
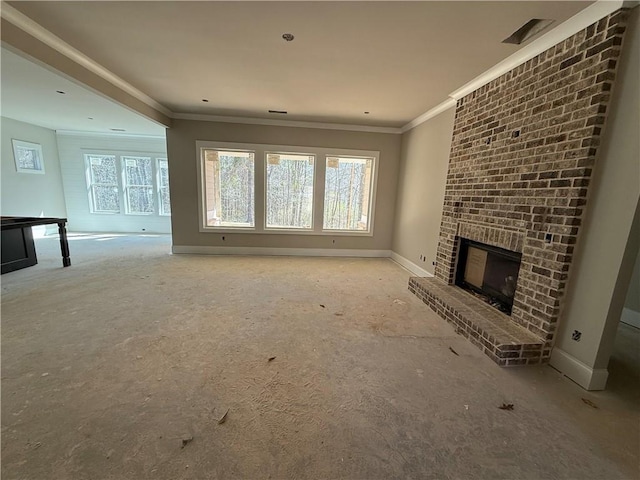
[282,33,294,42]
[202,99,209,103]
[56,90,66,94]
[268,109,288,114]
[503,19,554,45]
[110,128,126,132]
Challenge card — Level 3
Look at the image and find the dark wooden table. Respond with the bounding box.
[1,216,70,274]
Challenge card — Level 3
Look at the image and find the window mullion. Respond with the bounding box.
[196,141,377,236]
[254,148,266,232]
[313,153,327,234]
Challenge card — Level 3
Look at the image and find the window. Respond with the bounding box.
[202,149,255,227]
[87,154,120,213]
[85,153,170,217]
[197,141,378,235]
[12,139,44,174]
[123,156,154,214]
[157,159,171,215]
[266,153,315,229]
[323,156,374,231]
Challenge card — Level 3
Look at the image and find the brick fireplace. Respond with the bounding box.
[410,9,630,366]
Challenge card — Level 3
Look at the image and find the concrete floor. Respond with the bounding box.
[1,234,639,480]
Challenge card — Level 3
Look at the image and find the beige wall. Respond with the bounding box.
[551,7,640,388]
[624,249,640,313]
[166,120,401,250]
[1,117,67,229]
[392,107,455,272]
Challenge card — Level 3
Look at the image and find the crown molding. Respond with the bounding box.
[449,0,624,101]
[402,0,624,133]
[4,0,625,138]
[0,1,172,117]
[400,99,456,133]
[172,112,403,134]
[55,129,165,140]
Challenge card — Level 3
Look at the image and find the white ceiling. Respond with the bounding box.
[1,47,166,136]
[3,1,595,133]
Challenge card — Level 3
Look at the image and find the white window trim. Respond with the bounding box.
[122,156,154,215]
[85,153,121,214]
[196,140,379,237]
[264,150,317,232]
[84,150,169,217]
[157,158,171,216]
[322,154,376,234]
[12,139,45,174]
[199,147,257,230]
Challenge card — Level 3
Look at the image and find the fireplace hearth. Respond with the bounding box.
[407,9,628,366]
[455,239,522,315]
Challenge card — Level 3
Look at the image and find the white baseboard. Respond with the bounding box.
[621,307,640,329]
[549,348,609,391]
[390,252,434,277]
[171,245,392,258]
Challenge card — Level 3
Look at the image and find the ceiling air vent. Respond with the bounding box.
[503,18,554,45]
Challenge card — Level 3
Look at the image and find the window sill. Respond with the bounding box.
[199,226,373,237]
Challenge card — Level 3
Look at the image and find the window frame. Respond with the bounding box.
[157,158,171,216]
[198,146,257,230]
[264,150,317,232]
[12,139,45,174]
[196,141,378,236]
[122,155,155,215]
[84,151,169,217]
[85,153,121,214]
[322,154,376,234]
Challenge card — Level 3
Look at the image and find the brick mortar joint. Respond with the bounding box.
[433,9,629,345]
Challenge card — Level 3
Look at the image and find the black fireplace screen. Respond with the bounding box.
[455,239,522,314]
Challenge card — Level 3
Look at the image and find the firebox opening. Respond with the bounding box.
[455,239,522,315]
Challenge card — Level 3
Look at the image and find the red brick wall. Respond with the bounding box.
[434,9,629,348]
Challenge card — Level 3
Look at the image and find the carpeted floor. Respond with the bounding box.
[1,233,638,479]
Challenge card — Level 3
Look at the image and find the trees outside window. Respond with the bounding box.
[203,149,255,227]
[157,159,171,215]
[198,143,377,235]
[123,156,154,214]
[323,156,373,231]
[87,154,120,213]
[85,153,170,216]
[266,153,314,229]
